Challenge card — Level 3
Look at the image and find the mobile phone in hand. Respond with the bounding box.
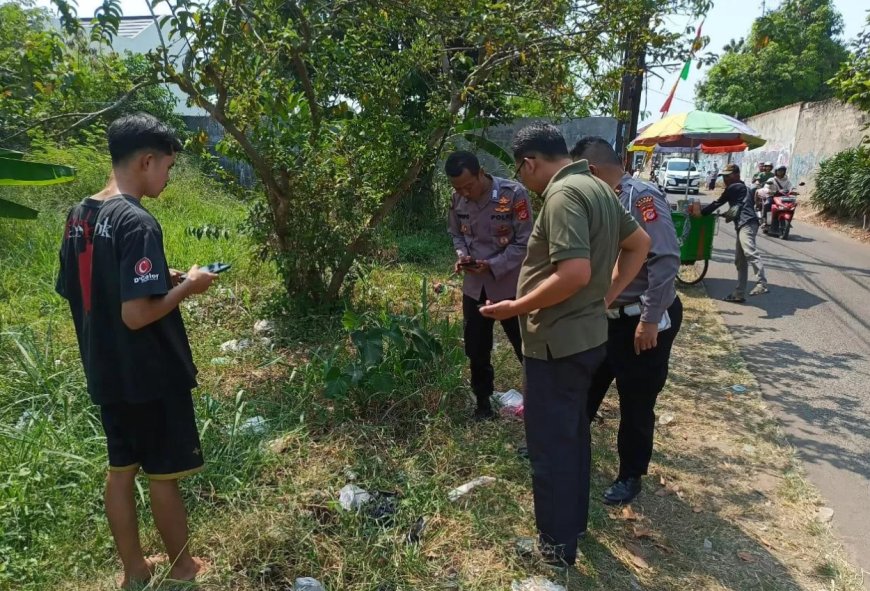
[179,262,231,282]
[457,260,478,269]
[205,262,232,274]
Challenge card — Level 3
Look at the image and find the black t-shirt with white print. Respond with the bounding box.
[56,195,197,405]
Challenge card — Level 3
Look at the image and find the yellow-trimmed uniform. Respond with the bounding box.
[447,175,533,412]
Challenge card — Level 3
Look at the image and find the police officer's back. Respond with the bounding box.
[571,136,683,506]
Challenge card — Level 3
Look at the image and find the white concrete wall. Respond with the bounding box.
[740,103,803,177]
[791,99,870,194]
[698,99,869,195]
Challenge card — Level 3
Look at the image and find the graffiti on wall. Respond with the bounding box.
[696,144,822,185]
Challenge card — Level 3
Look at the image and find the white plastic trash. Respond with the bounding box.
[293,578,325,591]
[239,416,267,435]
[511,577,566,591]
[493,389,523,409]
[220,338,252,353]
[447,476,497,502]
[253,319,275,334]
[15,410,38,431]
[338,484,371,511]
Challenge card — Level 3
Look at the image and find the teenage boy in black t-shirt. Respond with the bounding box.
[56,113,216,588]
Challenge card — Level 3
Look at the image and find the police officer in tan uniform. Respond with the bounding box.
[571,137,682,505]
[446,151,533,420]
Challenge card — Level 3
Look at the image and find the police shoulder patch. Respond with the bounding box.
[514,198,530,221]
[635,194,658,222]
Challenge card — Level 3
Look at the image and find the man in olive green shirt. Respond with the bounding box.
[481,123,651,567]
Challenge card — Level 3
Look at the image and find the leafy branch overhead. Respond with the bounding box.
[829,11,870,115]
[49,0,711,304]
[695,0,849,118]
[0,3,182,146]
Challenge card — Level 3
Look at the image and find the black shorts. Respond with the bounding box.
[99,391,204,480]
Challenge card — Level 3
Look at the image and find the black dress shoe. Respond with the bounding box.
[473,406,496,422]
[603,477,642,505]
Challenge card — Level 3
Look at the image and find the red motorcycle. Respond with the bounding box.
[761,190,798,240]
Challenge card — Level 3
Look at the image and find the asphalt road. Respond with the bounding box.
[679,190,870,582]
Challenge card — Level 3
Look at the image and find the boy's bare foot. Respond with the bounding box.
[118,554,166,589]
[168,556,207,582]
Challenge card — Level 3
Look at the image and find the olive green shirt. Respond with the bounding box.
[752,171,774,184]
[517,160,640,360]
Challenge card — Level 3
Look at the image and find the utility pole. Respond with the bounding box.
[614,27,648,167]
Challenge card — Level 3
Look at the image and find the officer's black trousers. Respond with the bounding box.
[462,289,523,409]
[587,296,683,480]
[524,344,607,565]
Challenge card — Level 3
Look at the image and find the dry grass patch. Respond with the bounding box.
[59,283,863,591]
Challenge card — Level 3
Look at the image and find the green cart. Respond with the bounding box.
[671,212,717,285]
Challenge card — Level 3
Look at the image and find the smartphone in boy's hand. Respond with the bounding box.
[204,262,231,274]
[179,262,230,284]
[181,264,220,294]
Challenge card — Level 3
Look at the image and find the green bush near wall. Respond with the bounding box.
[811,146,870,218]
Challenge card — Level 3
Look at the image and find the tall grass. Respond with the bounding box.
[0,145,471,589]
[0,147,280,589]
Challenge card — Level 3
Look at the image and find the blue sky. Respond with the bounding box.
[35,0,869,126]
[639,0,867,124]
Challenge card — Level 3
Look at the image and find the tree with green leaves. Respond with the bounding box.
[46,0,710,305]
[0,2,182,149]
[695,0,848,118]
[829,11,870,114]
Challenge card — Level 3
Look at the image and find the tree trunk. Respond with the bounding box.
[324,126,453,301]
[323,85,481,302]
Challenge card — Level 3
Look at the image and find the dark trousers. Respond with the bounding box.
[462,289,523,408]
[524,344,607,565]
[587,297,683,480]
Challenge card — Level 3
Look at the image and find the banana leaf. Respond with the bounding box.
[0,197,39,219]
[0,156,76,186]
[0,148,25,159]
[460,133,514,169]
[0,151,77,219]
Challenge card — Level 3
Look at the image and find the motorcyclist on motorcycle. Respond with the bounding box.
[750,162,774,209]
[759,166,793,232]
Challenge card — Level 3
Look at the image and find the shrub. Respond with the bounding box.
[317,287,464,420]
[395,231,451,266]
[811,147,870,218]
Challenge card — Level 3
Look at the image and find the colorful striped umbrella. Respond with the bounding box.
[629,110,766,150]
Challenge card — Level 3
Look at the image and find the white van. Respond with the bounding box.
[656,158,701,194]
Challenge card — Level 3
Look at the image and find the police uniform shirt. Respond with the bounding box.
[448,175,533,302]
[613,174,680,324]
